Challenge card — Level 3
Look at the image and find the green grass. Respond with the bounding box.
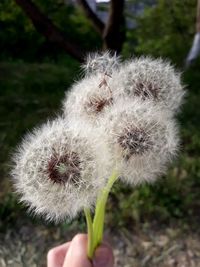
[0,60,200,230]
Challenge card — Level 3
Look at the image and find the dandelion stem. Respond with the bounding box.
[84,171,118,259]
[84,208,94,259]
[92,170,119,251]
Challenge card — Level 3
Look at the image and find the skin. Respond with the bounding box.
[47,234,114,267]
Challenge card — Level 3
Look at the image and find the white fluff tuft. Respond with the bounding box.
[82,51,121,77]
[110,56,185,113]
[63,73,114,125]
[11,118,109,223]
[99,99,179,186]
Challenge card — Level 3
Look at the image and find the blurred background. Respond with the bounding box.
[0,0,200,266]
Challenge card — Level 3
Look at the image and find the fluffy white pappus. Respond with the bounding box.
[82,51,121,77]
[11,118,109,223]
[99,99,179,186]
[110,56,185,113]
[63,73,114,125]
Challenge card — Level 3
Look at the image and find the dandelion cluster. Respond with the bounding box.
[12,52,184,223]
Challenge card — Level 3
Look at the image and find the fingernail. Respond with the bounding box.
[93,246,113,267]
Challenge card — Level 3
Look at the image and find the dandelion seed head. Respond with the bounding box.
[11,118,108,223]
[118,127,152,159]
[82,51,121,77]
[100,99,179,185]
[63,73,114,125]
[111,56,185,113]
[47,152,81,185]
[84,94,113,115]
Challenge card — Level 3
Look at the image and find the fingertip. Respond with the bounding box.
[93,243,114,267]
[71,233,88,246]
[63,234,92,267]
[47,242,71,267]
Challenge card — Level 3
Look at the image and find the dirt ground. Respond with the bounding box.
[0,219,200,267]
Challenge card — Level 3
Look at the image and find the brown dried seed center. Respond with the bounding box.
[85,95,113,114]
[134,82,159,99]
[118,128,152,158]
[47,152,81,184]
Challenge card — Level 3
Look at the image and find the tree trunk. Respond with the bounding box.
[77,0,126,54]
[15,0,126,61]
[103,0,126,54]
[15,0,84,62]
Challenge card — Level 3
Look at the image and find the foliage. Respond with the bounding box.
[123,0,196,65]
[0,0,198,65]
[0,0,101,61]
[0,0,42,60]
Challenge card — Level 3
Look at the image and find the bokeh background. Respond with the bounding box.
[0,1,200,266]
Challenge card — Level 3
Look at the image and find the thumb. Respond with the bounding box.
[92,243,114,267]
[63,234,92,267]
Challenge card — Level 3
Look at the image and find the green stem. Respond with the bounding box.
[84,208,94,259]
[93,171,119,250]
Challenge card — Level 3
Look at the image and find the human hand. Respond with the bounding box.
[47,234,114,267]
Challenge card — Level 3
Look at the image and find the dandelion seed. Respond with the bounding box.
[111,56,185,113]
[85,94,113,115]
[63,52,120,124]
[47,152,81,185]
[11,118,108,222]
[100,99,179,185]
[118,127,152,160]
[63,74,114,125]
[82,51,121,77]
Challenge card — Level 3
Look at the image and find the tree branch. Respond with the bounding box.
[15,0,84,62]
[103,0,126,54]
[76,0,105,35]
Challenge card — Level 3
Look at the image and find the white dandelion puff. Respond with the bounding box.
[11,118,108,223]
[110,56,185,113]
[63,52,119,125]
[82,51,121,77]
[100,99,179,185]
[63,73,114,125]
